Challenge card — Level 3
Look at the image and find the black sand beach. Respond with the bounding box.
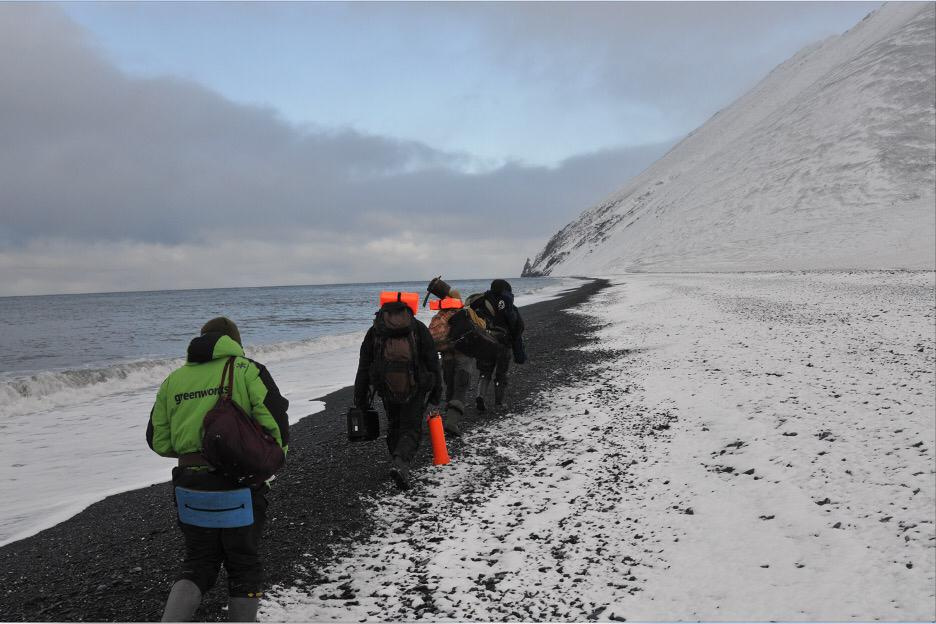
[0,279,608,622]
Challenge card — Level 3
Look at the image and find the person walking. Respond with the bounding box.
[469,279,526,411]
[354,294,442,490]
[147,317,289,622]
[428,289,471,437]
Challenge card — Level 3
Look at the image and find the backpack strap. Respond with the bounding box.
[408,326,419,366]
[370,332,387,384]
[220,356,235,401]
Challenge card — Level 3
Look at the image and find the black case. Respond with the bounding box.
[347,405,380,442]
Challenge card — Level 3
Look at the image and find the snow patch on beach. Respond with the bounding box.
[263,271,935,621]
[585,272,935,619]
[263,366,664,621]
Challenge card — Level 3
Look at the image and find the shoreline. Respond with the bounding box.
[0,278,580,549]
[0,278,609,622]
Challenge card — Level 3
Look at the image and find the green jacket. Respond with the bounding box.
[147,332,289,458]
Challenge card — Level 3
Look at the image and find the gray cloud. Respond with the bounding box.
[14,3,879,295]
[389,1,881,131]
[0,3,672,294]
[0,235,547,296]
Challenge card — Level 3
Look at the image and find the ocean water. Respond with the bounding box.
[0,277,578,546]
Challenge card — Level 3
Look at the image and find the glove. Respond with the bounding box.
[512,342,527,365]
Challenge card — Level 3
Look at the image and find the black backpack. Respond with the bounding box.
[370,302,421,403]
[448,308,506,361]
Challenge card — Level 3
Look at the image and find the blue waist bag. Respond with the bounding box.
[175,487,254,528]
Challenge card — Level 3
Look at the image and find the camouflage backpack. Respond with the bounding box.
[429,309,459,352]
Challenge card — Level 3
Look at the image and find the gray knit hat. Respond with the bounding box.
[201,316,242,345]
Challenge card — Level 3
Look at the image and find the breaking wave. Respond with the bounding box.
[0,330,364,420]
[0,278,578,421]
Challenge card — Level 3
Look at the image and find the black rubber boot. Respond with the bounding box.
[494,381,507,407]
[228,597,259,622]
[389,456,411,491]
[161,579,202,622]
[444,401,463,437]
[476,378,491,412]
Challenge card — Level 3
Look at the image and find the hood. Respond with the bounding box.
[490,279,512,294]
[487,290,514,308]
[186,332,245,363]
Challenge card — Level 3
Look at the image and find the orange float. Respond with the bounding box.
[429,297,464,310]
[426,410,450,465]
[379,291,419,315]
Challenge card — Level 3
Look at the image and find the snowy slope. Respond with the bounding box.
[526,3,936,276]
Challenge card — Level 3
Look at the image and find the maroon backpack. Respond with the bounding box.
[202,357,285,487]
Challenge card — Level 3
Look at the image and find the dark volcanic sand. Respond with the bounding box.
[0,279,609,622]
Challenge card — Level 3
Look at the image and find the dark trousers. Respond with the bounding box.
[477,346,511,384]
[383,396,425,465]
[171,467,268,598]
[442,351,472,408]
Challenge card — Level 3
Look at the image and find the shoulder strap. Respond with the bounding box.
[407,330,420,375]
[220,356,235,400]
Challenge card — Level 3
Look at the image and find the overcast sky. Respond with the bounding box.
[0,1,878,296]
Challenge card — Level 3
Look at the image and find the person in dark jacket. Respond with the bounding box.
[147,317,289,622]
[469,279,526,411]
[354,299,442,490]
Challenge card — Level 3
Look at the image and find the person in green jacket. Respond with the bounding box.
[147,317,289,622]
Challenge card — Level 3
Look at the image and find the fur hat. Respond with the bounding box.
[490,279,512,294]
[201,316,242,345]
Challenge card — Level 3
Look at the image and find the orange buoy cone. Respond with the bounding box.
[427,410,450,465]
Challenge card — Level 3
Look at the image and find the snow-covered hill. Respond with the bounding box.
[525,3,935,276]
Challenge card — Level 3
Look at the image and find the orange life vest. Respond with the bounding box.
[379,291,419,315]
[429,297,464,310]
